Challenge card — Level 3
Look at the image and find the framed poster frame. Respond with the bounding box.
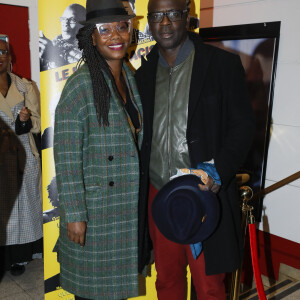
[199,22,281,220]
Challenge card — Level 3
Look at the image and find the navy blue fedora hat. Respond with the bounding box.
[152,175,220,244]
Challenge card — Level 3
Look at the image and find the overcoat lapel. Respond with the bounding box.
[140,50,159,140]
[0,83,24,120]
[140,34,216,134]
[104,64,141,149]
[187,33,215,129]
[124,63,144,150]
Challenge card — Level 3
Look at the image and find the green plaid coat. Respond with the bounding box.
[54,62,143,299]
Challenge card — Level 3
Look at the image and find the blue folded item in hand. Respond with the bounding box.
[196,162,221,185]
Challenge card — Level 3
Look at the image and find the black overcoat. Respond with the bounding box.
[135,32,255,275]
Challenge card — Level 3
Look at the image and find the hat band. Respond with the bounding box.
[86,8,129,21]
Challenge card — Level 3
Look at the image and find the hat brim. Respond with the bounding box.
[152,175,220,244]
[78,13,135,25]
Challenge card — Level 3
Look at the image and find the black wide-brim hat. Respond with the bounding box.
[79,0,135,25]
[152,175,220,244]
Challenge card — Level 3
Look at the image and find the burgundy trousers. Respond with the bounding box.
[148,184,226,300]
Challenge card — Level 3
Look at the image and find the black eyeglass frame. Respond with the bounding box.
[0,49,9,57]
[147,9,188,23]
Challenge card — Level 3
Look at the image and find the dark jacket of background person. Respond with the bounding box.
[135,31,255,275]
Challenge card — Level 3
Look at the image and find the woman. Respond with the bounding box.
[54,1,149,299]
[0,37,43,276]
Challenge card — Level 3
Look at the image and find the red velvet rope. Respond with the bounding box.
[249,223,267,300]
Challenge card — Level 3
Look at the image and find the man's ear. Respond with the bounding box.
[186,13,191,30]
[147,18,152,34]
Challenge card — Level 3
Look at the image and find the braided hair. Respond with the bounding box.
[77,25,114,126]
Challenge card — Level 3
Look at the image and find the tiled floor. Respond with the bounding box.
[240,278,300,299]
[0,259,299,299]
[237,263,300,299]
[0,259,44,300]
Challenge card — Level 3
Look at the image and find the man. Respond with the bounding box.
[135,0,255,299]
[39,4,85,71]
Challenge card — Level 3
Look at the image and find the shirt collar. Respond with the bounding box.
[158,36,194,68]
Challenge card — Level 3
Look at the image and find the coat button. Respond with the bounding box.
[109,181,114,187]
[108,155,114,161]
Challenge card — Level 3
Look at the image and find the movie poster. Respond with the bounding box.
[39,1,200,299]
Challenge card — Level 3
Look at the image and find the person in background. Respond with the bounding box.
[135,0,255,298]
[122,0,136,14]
[53,0,149,299]
[43,177,59,224]
[0,37,43,277]
[39,4,86,71]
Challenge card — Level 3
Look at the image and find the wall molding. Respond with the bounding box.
[201,0,265,9]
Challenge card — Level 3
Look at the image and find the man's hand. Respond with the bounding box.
[19,107,31,122]
[67,221,87,247]
[198,176,220,194]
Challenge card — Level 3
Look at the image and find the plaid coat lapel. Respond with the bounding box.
[103,62,143,150]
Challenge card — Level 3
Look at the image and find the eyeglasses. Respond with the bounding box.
[0,49,9,57]
[148,10,188,23]
[59,17,77,25]
[95,21,131,38]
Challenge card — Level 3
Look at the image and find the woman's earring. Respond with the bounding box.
[9,62,13,72]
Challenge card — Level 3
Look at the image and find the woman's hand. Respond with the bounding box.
[67,221,87,247]
[19,107,31,122]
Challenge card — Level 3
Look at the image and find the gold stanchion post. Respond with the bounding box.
[229,186,253,300]
[230,170,300,299]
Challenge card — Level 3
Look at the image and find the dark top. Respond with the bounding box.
[124,85,139,130]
